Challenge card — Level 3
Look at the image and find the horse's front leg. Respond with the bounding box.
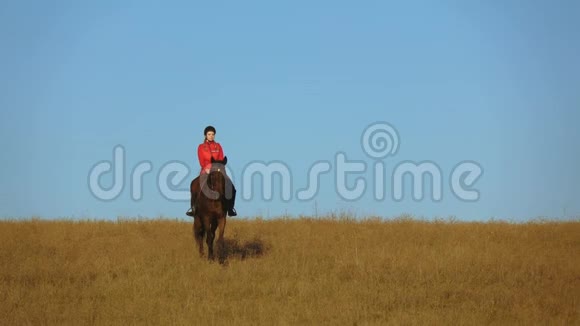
[193,217,204,257]
[206,219,218,260]
[216,217,227,263]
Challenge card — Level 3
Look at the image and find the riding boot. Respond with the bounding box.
[227,183,237,216]
[188,177,200,218]
[186,205,196,217]
[186,193,197,218]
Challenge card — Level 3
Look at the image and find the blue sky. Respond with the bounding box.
[1,1,579,221]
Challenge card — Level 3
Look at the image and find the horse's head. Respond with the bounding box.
[206,156,228,195]
[210,156,228,173]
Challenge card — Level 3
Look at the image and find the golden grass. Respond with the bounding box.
[1,216,579,325]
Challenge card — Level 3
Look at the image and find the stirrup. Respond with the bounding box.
[186,207,195,217]
[228,208,237,217]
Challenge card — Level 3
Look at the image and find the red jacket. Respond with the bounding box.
[198,140,224,174]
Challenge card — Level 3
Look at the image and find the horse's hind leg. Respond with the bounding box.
[193,217,204,257]
[206,219,218,260]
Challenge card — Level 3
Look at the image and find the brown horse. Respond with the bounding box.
[190,156,229,261]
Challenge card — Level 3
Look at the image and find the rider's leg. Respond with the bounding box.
[225,176,237,216]
[187,176,200,217]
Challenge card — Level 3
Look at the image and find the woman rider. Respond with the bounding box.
[186,125,237,217]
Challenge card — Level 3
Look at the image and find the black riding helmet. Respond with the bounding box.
[204,125,216,135]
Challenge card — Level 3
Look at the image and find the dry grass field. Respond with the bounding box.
[1,216,579,325]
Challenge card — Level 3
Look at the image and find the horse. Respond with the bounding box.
[190,156,229,261]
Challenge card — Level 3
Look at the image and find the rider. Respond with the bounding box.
[186,125,237,217]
